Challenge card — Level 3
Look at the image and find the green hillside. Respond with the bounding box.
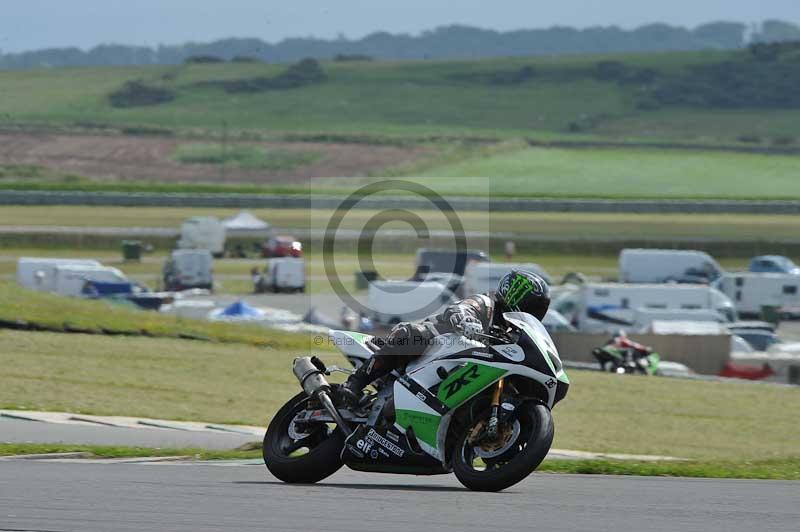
[3,48,800,145]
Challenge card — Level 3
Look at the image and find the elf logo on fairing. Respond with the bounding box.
[356,438,373,454]
[442,364,480,400]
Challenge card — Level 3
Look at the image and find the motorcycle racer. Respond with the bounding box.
[337,270,550,406]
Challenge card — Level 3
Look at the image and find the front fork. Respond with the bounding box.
[486,378,504,439]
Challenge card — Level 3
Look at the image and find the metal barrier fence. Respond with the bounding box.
[1,190,799,214]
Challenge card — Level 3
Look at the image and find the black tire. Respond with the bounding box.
[263,391,345,483]
[452,402,553,492]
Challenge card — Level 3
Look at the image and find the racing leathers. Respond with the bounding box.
[338,292,502,404]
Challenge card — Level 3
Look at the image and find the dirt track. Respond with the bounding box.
[0,132,428,183]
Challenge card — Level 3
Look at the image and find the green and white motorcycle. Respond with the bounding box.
[263,312,570,492]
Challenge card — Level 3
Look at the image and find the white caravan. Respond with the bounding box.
[619,249,723,284]
[461,262,551,297]
[552,282,736,332]
[177,217,226,257]
[716,272,800,318]
[16,257,103,292]
[53,265,129,297]
[368,280,455,326]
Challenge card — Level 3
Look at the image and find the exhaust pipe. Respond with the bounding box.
[293,357,351,435]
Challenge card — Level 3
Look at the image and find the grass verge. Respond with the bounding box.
[1,444,797,480]
[0,282,317,350]
[0,443,259,461]
[1,328,798,459]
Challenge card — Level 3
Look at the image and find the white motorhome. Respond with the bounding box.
[619,249,723,284]
[716,272,800,318]
[177,217,226,258]
[552,282,736,332]
[368,281,455,326]
[53,265,129,297]
[163,249,213,291]
[256,258,306,293]
[16,257,102,292]
[461,262,551,297]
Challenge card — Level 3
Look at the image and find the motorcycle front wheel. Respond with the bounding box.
[263,391,345,483]
[452,402,553,492]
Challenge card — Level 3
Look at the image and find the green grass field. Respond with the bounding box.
[384,147,800,199]
[1,50,798,146]
[0,282,316,348]
[1,328,798,461]
[1,205,799,242]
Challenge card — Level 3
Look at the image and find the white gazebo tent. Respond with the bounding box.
[222,211,272,239]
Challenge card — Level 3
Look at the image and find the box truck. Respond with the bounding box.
[177,217,226,258]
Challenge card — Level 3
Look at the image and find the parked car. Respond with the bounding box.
[163,249,213,291]
[748,255,800,275]
[262,235,303,258]
[619,248,723,284]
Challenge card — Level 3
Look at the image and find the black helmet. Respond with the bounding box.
[496,270,550,321]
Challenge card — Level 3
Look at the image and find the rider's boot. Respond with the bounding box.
[336,364,372,407]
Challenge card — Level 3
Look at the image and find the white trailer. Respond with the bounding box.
[552,282,736,333]
[16,257,102,292]
[162,249,214,291]
[53,265,129,297]
[177,217,226,258]
[368,280,455,326]
[716,272,800,318]
[619,248,723,284]
[257,258,306,293]
[461,262,551,297]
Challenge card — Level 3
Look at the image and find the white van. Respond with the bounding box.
[461,262,551,297]
[16,257,102,292]
[163,249,213,291]
[177,217,226,258]
[716,272,800,318]
[619,249,723,284]
[553,282,736,333]
[368,281,455,326]
[256,258,306,293]
[53,265,129,297]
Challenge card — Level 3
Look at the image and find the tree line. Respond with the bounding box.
[2,20,800,69]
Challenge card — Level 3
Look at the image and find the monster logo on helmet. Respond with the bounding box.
[497,270,550,320]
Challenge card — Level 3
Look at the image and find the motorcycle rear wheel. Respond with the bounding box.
[263,391,345,483]
[452,402,553,492]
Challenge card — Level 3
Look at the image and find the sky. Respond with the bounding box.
[2,0,800,53]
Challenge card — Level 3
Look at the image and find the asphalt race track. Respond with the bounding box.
[1,461,798,532]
